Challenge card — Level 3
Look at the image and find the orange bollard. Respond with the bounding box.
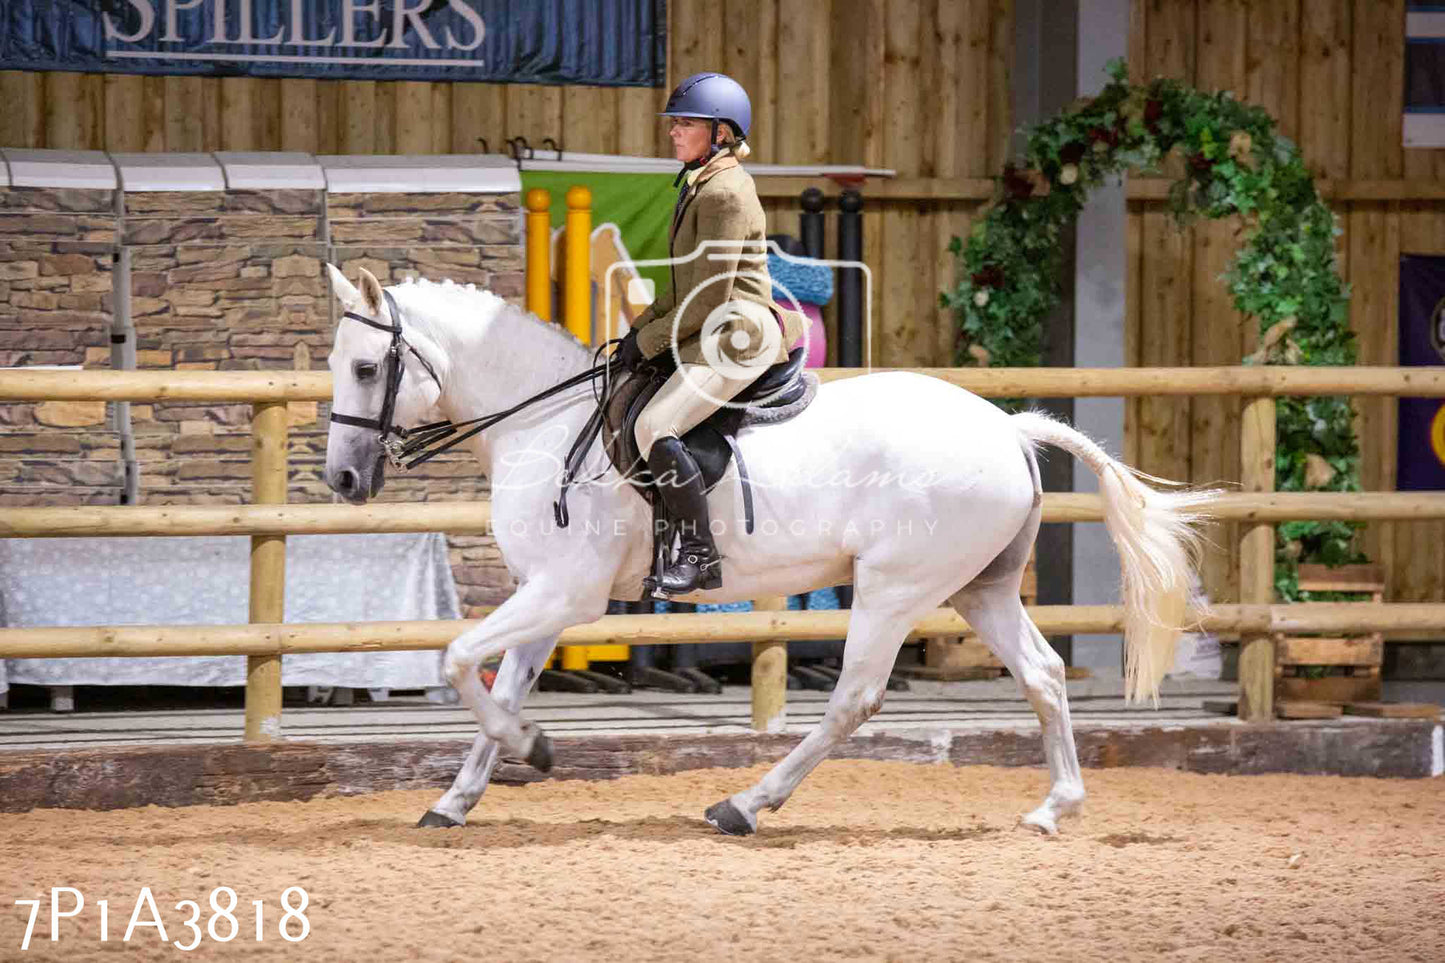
[563,185,592,345]
[525,188,552,322]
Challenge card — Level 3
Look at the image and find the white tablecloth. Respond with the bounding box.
[0,533,460,691]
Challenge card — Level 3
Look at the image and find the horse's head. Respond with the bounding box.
[323,265,445,504]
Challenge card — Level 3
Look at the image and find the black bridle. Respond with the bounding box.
[328,289,446,465]
[328,290,624,525]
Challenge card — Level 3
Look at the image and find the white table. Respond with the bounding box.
[1,533,461,707]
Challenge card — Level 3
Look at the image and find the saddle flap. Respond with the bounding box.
[602,370,661,490]
[601,346,815,497]
[733,346,807,407]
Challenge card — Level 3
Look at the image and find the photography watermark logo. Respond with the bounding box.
[604,239,873,408]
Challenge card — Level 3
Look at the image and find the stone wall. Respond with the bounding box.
[0,181,525,614]
[0,186,122,506]
[123,187,332,502]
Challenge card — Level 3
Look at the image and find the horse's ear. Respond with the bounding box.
[357,267,385,316]
[325,264,361,309]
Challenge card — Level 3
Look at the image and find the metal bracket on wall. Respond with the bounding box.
[107,156,140,507]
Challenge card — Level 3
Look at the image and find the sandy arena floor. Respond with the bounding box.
[1,760,1442,962]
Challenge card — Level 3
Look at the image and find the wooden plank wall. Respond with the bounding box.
[0,0,1010,369]
[1129,0,1443,607]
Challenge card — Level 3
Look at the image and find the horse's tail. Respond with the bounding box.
[1010,411,1217,705]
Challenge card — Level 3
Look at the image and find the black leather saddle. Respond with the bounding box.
[573,346,812,598]
[601,346,810,500]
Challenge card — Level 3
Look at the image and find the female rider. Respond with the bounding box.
[615,72,805,596]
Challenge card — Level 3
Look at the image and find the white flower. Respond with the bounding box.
[973,289,990,308]
[1059,164,1079,186]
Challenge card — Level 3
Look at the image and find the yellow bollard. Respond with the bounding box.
[560,184,595,671]
[525,188,552,322]
[563,185,592,345]
[560,645,590,671]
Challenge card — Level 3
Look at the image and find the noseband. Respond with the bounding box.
[329,289,444,465]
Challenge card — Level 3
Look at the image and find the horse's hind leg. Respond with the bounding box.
[950,581,1085,834]
[705,567,941,836]
[419,636,557,828]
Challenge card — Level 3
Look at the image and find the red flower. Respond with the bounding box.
[971,265,1006,289]
[1059,141,1086,165]
[1188,152,1213,176]
[1143,99,1165,134]
[1002,163,1035,200]
[1088,125,1120,148]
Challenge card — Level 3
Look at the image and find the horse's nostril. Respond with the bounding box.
[335,469,358,493]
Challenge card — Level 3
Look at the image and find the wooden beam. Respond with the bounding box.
[1238,395,1276,722]
[2,491,1443,541]
[751,595,788,733]
[0,502,494,538]
[811,366,1445,397]
[1042,492,1445,523]
[245,402,287,743]
[753,176,994,201]
[1127,178,1445,202]
[0,370,334,403]
[3,603,1445,659]
[5,367,1445,404]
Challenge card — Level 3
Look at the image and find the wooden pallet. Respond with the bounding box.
[895,663,1006,682]
[1276,700,1343,719]
[893,663,1091,682]
[1342,702,1441,719]
[1206,698,1439,720]
[1274,565,1386,705]
[923,638,1003,671]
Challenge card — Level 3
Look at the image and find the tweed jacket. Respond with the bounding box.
[633,152,807,368]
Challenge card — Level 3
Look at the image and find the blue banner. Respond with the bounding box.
[0,1,664,85]
[1398,255,1445,490]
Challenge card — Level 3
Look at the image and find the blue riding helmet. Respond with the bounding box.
[660,72,752,139]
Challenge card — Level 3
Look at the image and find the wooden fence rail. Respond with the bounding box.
[4,364,1443,733]
[2,603,1442,660]
[4,366,1445,402]
[4,492,1445,539]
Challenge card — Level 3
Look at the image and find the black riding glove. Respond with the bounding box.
[616,329,646,371]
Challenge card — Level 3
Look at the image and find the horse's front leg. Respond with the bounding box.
[442,581,605,771]
[420,635,558,828]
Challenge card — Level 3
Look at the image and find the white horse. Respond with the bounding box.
[322,266,1212,836]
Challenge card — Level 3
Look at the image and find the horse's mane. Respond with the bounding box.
[390,276,592,357]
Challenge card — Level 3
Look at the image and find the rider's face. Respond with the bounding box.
[669,117,714,164]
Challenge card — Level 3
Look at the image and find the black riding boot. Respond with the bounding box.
[647,436,722,594]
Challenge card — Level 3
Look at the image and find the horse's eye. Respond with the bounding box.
[354,361,379,381]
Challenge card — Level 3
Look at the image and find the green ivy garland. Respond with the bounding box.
[942,59,1361,601]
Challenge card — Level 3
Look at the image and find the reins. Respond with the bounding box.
[329,289,629,526]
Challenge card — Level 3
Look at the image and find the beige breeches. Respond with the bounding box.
[635,363,761,459]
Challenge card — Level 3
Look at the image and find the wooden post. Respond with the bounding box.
[246,402,288,742]
[751,596,788,732]
[564,185,593,344]
[1238,395,1276,721]
[526,188,553,322]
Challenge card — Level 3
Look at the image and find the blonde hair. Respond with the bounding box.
[718,125,751,160]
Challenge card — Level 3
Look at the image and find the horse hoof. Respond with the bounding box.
[416,810,462,829]
[704,799,756,836]
[1019,809,1059,836]
[526,731,554,774]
